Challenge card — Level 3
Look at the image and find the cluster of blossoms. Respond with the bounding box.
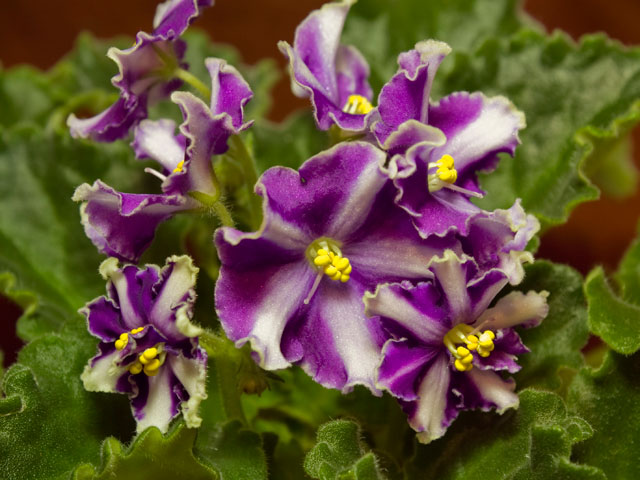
[74,0,548,443]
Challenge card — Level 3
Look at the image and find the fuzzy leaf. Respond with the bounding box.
[585,267,640,354]
[509,261,590,389]
[406,389,605,480]
[568,352,640,478]
[614,227,640,305]
[0,318,133,480]
[304,420,385,480]
[0,126,145,337]
[73,423,217,480]
[436,30,640,227]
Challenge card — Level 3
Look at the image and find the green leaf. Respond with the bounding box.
[304,419,385,480]
[406,389,605,480]
[194,420,268,480]
[0,126,146,337]
[568,351,640,478]
[584,267,640,354]
[614,225,640,305]
[509,261,589,390]
[73,423,217,480]
[0,317,133,480]
[437,30,640,227]
[343,0,536,93]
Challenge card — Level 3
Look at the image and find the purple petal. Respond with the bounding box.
[166,348,208,428]
[278,0,373,131]
[364,282,449,345]
[376,338,439,401]
[374,40,451,145]
[453,368,518,415]
[207,58,253,131]
[131,365,182,433]
[131,119,186,171]
[81,296,124,342]
[475,329,528,373]
[67,96,148,142]
[429,92,525,178]
[73,180,192,263]
[152,0,214,39]
[281,279,386,393]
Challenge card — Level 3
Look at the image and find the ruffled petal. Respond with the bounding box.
[429,92,525,178]
[152,0,214,38]
[166,347,208,428]
[81,345,130,393]
[281,280,386,393]
[374,40,451,146]
[207,57,253,131]
[476,290,549,330]
[458,368,519,414]
[364,282,449,345]
[278,0,373,131]
[73,181,192,263]
[427,250,475,322]
[474,328,528,373]
[376,338,439,401]
[81,296,124,342]
[131,119,186,171]
[67,96,147,142]
[131,366,182,433]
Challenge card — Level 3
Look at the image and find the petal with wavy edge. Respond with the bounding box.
[429,92,525,177]
[131,119,185,171]
[364,282,448,345]
[167,348,208,428]
[374,40,451,145]
[463,368,519,413]
[81,346,129,393]
[207,57,253,130]
[476,290,549,330]
[67,96,148,142]
[73,180,192,263]
[428,251,474,322]
[132,366,183,433]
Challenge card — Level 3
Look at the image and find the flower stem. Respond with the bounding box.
[229,135,263,229]
[174,68,212,101]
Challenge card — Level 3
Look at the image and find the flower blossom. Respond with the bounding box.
[374,40,526,237]
[364,251,548,443]
[215,141,453,393]
[73,58,252,263]
[68,0,213,142]
[278,0,375,132]
[81,255,207,433]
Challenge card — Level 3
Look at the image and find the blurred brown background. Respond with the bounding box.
[1,0,639,364]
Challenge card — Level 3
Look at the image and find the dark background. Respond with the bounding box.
[1,0,639,364]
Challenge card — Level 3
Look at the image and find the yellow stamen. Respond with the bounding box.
[306,238,352,284]
[173,160,185,173]
[129,362,143,375]
[115,332,129,351]
[444,324,496,372]
[342,94,374,115]
[130,327,144,334]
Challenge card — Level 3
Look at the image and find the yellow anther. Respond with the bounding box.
[438,154,454,169]
[143,348,158,360]
[314,255,331,267]
[456,346,470,357]
[325,265,338,276]
[130,327,144,334]
[460,354,474,365]
[343,94,374,115]
[144,358,161,371]
[144,366,160,376]
[119,333,129,341]
[478,350,491,358]
[479,339,493,349]
[444,325,497,372]
[454,359,473,372]
[331,271,342,281]
[173,160,185,173]
[334,257,350,270]
[306,238,353,284]
[340,274,350,283]
[115,339,126,350]
[129,362,143,375]
[485,330,495,340]
[467,334,478,344]
[343,264,352,275]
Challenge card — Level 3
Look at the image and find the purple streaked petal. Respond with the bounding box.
[281,280,385,393]
[364,282,449,345]
[278,0,373,131]
[406,352,453,443]
[132,365,182,433]
[475,329,528,373]
[207,58,253,131]
[166,348,208,428]
[148,255,200,342]
[429,92,525,178]
[374,40,451,146]
[428,251,476,322]
[379,120,445,159]
[81,346,129,393]
[131,119,186,171]
[81,296,123,342]
[477,290,549,330]
[376,338,439,401]
[458,368,519,414]
[73,181,192,263]
[152,0,214,38]
[67,96,147,142]
[466,268,510,322]
[215,253,314,371]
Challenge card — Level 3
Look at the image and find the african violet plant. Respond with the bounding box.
[1,0,640,478]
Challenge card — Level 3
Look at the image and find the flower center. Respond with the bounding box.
[173,160,185,173]
[128,345,166,377]
[114,326,145,351]
[342,94,374,115]
[427,155,483,198]
[303,238,352,305]
[443,323,495,372]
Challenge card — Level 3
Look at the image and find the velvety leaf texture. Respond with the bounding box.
[511,261,589,389]
[436,30,640,227]
[614,226,640,305]
[406,389,605,480]
[0,318,133,480]
[568,352,640,478]
[73,423,217,480]
[585,267,640,354]
[304,420,385,480]
[0,126,146,336]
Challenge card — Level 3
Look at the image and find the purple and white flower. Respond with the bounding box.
[364,251,548,443]
[68,0,213,142]
[73,58,253,263]
[374,41,526,237]
[81,255,207,433]
[215,141,455,393]
[278,0,375,132]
